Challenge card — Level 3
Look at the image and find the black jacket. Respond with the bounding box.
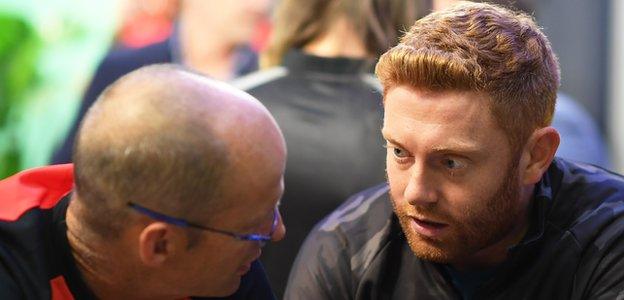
[233,49,387,297]
[285,158,624,299]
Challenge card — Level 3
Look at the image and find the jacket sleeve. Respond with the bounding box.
[0,263,22,299]
[283,225,354,300]
[576,220,624,299]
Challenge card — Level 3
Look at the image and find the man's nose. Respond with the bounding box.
[404,165,438,206]
[271,211,286,242]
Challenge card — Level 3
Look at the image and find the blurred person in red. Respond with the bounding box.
[51,0,272,164]
[116,0,179,48]
[232,0,430,296]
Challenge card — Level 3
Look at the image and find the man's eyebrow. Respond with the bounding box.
[430,142,484,156]
[383,133,484,156]
[256,196,282,224]
[244,208,273,231]
[382,136,407,148]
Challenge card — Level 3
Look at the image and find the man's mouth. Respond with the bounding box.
[409,216,448,238]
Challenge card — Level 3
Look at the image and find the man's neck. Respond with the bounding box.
[302,16,371,59]
[451,221,528,271]
[65,200,143,299]
[451,185,535,271]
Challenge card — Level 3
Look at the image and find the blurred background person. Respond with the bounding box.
[431,0,612,169]
[232,0,430,296]
[50,0,272,164]
[115,0,178,48]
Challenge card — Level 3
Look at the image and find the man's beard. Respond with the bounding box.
[390,161,522,264]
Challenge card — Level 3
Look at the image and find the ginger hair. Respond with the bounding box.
[376,1,560,151]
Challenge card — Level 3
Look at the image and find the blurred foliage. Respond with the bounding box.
[0,15,39,179]
[0,1,120,179]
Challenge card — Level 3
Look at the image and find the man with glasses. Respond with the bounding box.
[0,64,286,299]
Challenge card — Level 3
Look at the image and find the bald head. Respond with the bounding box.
[73,64,285,238]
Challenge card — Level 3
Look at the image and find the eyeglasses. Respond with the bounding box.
[127,202,279,245]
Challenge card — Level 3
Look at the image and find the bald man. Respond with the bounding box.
[0,64,286,299]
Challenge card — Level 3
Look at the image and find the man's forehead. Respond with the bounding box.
[382,86,506,152]
[384,87,492,127]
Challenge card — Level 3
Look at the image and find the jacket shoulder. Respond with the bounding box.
[284,183,394,299]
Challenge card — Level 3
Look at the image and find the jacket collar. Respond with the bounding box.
[282,49,376,75]
[510,160,559,251]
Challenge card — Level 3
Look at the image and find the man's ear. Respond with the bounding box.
[519,127,560,185]
[138,223,179,267]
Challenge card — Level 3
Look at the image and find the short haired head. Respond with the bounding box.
[73,65,229,238]
[261,0,430,67]
[70,64,287,297]
[72,64,285,242]
[376,1,560,152]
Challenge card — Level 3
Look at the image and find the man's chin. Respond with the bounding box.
[407,239,456,263]
[402,225,464,264]
[195,277,241,298]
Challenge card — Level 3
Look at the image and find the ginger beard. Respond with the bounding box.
[390,160,522,264]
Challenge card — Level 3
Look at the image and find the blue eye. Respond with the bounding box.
[393,147,409,158]
[443,158,464,170]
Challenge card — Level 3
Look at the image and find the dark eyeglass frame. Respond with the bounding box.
[127,202,279,243]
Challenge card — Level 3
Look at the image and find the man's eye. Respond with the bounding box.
[443,158,465,170]
[393,147,409,158]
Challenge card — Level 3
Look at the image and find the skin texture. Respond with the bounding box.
[382,86,559,270]
[65,67,286,299]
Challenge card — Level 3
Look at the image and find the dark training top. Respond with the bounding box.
[0,164,275,299]
[285,158,624,299]
[233,49,387,297]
